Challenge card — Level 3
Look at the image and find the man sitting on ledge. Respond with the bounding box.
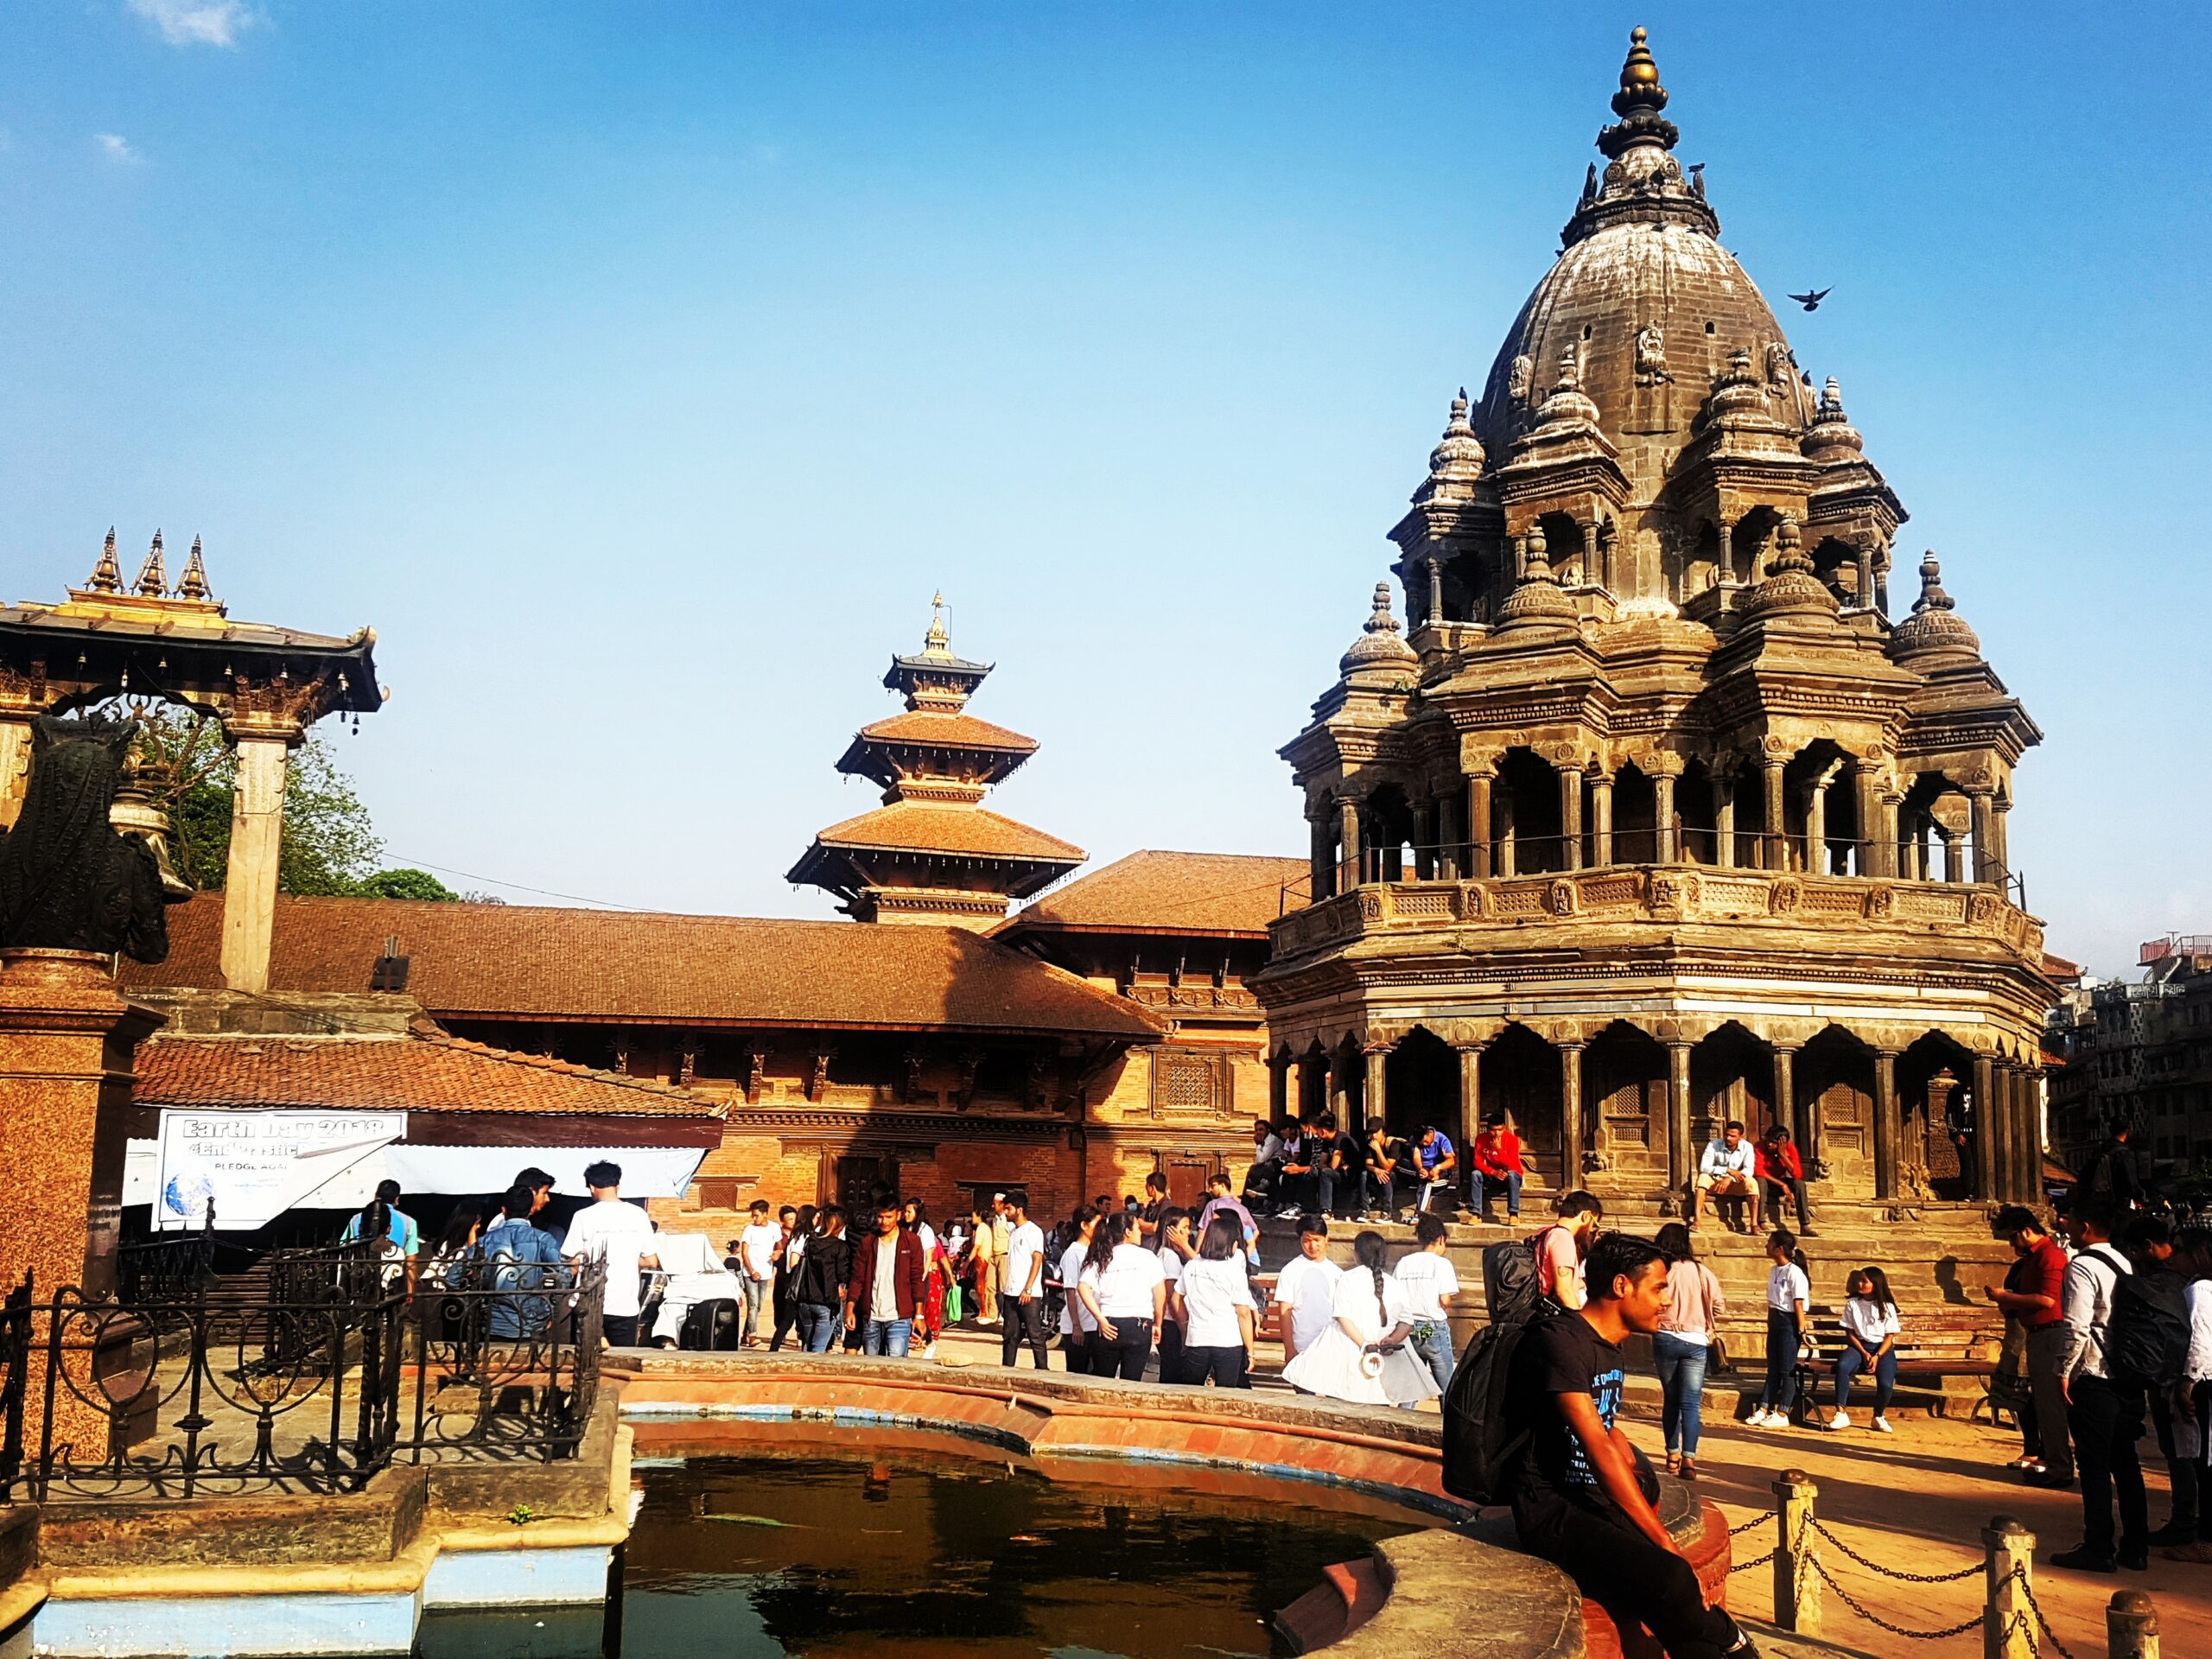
[1503,1230,1758,1659]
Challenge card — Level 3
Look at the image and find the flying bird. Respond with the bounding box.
[1788,287,1832,312]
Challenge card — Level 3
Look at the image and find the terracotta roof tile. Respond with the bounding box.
[124,895,1162,1039]
[853,711,1038,753]
[134,1029,728,1117]
[1001,850,1311,938]
[810,801,1085,864]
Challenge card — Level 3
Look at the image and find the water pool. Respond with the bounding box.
[586,1432,1420,1659]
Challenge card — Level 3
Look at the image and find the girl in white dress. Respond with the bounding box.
[1281,1230,1440,1408]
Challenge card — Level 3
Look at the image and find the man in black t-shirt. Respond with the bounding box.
[1328,1117,1364,1221]
[1503,1231,1757,1659]
[1363,1124,1414,1223]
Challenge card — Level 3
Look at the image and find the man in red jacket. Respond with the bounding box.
[1757,1127,1815,1236]
[848,1199,929,1357]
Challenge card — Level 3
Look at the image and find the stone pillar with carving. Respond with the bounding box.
[1465,761,1495,880]
[1968,785,1999,885]
[1873,1049,1900,1199]
[1774,1043,1804,1160]
[1456,1042,1483,1169]
[1806,766,1835,877]
[1712,761,1738,868]
[1589,770,1614,868]
[1991,794,2012,886]
[1338,795,1363,890]
[2018,1063,2045,1202]
[1308,804,1335,901]
[1560,1040,1586,1189]
[219,719,301,994]
[1762,753,1788,872]
[1652,755,1681,863]
[1268,1050,1291,1122]
[1557,763,1583,872]
[1414,798,1437,880]
[1363,1039,1390,1136]
[1668,1041,1694,1205]
[1971,1053,1998,1201]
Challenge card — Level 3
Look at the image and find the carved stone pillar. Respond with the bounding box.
[1854,766,1887,877]
[1712,766,1737,868]
[1718,519,1738,586]
[1558,765,1583,871]
[0,713,32,829]
[1654,766,1679,863]
[1872,1049,1900,1199]
[1774,1044,1804,1154]
[1560,1041,1586,1188]
[1989,1059,2017,1204]
[1456,1043,1483,1166]
[1969,789,1998,885]
[1338,796,1363,890]
[1971,1053,1997,1201]
[1414,798,1437,881]
[1806,770,1833,876]
[1497,776,1517,877]
[219,726,298,994]
[1854,541,1875,612]
[2017,1063,2044,1202]
[1364,1041,1390,1135]
[1308,807,1334,900]
[1943,829,1965,885]
[1269,1051,1290,1121]
[1668,1041,1694,1201]
[1466,769,1493,880]
[1763,759,1787,872]
[1991,796,2012,884]
[1328,1051,1353,1123]
[1426,556,1445,629]
[1589,772,1615,868]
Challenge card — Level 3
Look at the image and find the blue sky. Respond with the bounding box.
[1,3,2202,976]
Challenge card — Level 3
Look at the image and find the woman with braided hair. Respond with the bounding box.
[1281,1229,1440,1407]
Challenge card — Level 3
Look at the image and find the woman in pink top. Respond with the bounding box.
[1654,1221,1726,1478]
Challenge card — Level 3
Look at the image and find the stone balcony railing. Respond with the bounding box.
[1269,863,2045,966]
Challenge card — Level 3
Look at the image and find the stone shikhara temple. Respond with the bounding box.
[1255,29,2051,1214]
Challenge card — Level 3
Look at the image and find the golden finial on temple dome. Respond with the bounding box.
[87,527,123,594]
[1617,26,1667,109]
[177,535,213,602]
[133,529,168,597]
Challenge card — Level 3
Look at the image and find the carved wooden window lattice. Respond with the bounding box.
[1151,1049,1232,1121]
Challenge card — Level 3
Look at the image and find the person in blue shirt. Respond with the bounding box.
[1413,1125,1459,1217]
[341,1180,423,1290]
[479,1182,568,1339]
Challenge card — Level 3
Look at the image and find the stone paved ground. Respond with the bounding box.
[916,1319,2210,1659]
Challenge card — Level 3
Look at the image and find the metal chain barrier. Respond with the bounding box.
[2015,1567,2081,1659]
[1809,1554,1989,1643]
[1809,1514,1983,1584]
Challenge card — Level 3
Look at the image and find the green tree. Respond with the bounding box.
[137,711,406,897]
[354,867,461,902]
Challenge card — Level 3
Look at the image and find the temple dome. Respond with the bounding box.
[1890,552,1981,660]
[1339,582,1419,676]
[1473,30,1814,493]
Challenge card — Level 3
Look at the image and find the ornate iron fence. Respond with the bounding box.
[0,1257,604,1502]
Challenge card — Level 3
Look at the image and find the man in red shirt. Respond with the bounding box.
[1756,1126,1815,1236]
[1984,1205,2074,1485]
[847,1200,929,1357]
[1473,1116,1528,1222]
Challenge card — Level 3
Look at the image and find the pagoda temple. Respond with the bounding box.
[788,599,1084,928]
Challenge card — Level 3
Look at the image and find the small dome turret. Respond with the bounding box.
[1890,552,1982,659]
[1495,524,1581,632]
[1413,389,1486,506]
[1738,517,1839,622]
[1339,582,1420,676]
[1802,377,1865,463]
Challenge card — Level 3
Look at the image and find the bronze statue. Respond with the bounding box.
[0,716,176,961]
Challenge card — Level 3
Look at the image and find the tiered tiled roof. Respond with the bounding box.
[123,894,1164,1039]
[810,801,1085,862]
[1001,851,1310,939]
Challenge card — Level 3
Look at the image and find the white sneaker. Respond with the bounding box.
[1749,1408,1775,1427]
[1278,1207,1303,1220]
[1829,1410,1850,1430]
[1872,1414,1892,1433]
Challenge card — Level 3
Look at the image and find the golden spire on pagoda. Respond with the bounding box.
[922,591,952,658]
[86,528,123,594]
[176,536,213,601]
[133,530,168,597]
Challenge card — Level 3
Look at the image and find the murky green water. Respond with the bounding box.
[422,1435,1419,1659]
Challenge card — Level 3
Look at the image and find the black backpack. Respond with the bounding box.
[2104,1256,2190,1390]
[1440,1237,1558,1504]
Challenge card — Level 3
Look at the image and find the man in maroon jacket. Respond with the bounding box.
[848,1199,929,1357]
[1757,1126,1815,1236]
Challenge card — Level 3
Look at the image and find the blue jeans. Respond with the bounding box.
[1475,1169,1522,1217]
[861,1315,912,1357]
[1762,1309,1802,1414]
[741,1275,769,1339]
[796,1301,839,1352]
[1835,1345,1897,1415]
[1410,1321,1455,1392]
[1654,1330,1710,1455]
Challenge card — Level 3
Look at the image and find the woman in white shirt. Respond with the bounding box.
[1055,1206,1100,1374]
[1281,1230,1441,1408]
[1173,1211,1258,1388]
[1077,1211,1167,1381]
[1831,1266,1902,1432]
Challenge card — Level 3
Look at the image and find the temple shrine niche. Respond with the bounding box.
[788,597,1084,929]
[1253,30,2052,1217]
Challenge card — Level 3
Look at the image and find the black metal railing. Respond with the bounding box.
[0,1257,603,1502]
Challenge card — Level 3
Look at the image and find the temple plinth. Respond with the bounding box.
[788,597,1084,928]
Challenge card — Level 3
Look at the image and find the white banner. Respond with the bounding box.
[151,1109,407,1231]
[378,1145,707,1201]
